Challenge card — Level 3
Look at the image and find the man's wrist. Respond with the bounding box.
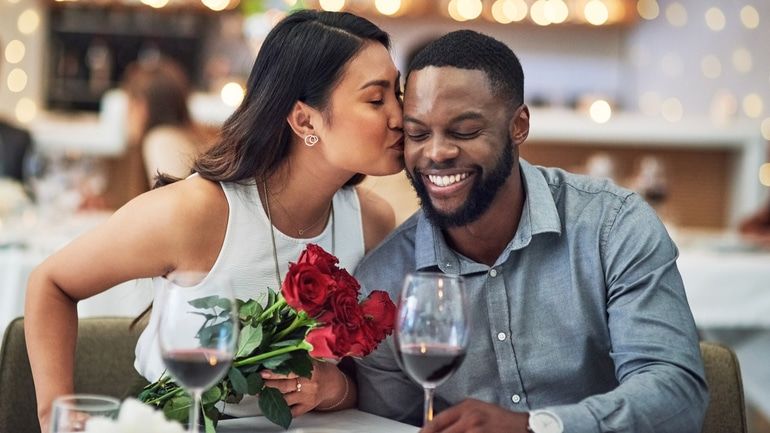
[527,409,564,433]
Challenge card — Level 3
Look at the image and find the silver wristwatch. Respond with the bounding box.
[527,409,564,433]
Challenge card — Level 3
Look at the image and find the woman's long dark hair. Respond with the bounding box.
[134,10,391,328]
[192,10,389,186]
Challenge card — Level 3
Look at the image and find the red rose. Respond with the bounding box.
[330,288,364,330]
[281,262,335,317]
[332,268,361,296]
[360,290,396,341]
[345,324,377,357]
[297,244,339,275]
[306,326,337,359]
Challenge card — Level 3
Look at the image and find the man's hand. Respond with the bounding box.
[420,399,530,433]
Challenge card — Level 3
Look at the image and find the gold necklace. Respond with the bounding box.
[267,189,332,236]
[262,180,335,287]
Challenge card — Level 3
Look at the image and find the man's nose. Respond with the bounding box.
[423,136,459,163]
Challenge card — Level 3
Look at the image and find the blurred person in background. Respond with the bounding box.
[0,37,33,183]
[739,199,770,246]
[123,58,211,188]
[25,10,404,431]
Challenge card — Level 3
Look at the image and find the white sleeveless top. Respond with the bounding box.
[134,178,365,411]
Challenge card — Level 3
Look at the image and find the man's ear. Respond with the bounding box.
[286,101,319,138]
[509,104,530,147]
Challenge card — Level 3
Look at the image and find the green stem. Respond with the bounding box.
[274,313,310,341]
[257,297,287,322]
[233,341,312,367]
[145,387,185,405]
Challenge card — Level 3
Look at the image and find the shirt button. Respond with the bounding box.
[489,269,498,277]
[511,394,521,404]
[497,332,506,341]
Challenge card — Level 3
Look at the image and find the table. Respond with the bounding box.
[0,211,153,336]
[675,230,770,418]
[218,409,418,433]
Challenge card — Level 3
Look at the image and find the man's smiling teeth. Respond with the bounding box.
[428,173,469,187]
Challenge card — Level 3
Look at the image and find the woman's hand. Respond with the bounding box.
[260,360,348,417]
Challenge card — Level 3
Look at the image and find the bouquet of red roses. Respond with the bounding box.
[139,244,395,431]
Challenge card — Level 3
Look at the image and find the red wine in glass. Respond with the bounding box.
[400,344,466,388]
[162,349,232,390]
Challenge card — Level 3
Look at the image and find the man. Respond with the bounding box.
[0,38,32,181]
[354,30,708,433]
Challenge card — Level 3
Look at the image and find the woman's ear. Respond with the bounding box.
[286,101,319,138]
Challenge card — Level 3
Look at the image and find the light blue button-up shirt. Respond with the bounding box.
[354,159,708,433]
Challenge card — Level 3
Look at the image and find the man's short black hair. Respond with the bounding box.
[407,30,524,108]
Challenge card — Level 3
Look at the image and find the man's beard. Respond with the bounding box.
[407,142,514,228]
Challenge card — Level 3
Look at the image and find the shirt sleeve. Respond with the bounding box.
[546,193,708,433]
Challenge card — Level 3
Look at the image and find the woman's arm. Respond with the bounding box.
[25,176,227,431]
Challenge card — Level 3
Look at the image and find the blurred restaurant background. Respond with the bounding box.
[1,0,769,430]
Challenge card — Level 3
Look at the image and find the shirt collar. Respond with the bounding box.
[414,158,562,272]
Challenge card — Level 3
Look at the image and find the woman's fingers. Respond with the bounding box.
[261,370,299,380]
[263,378,299,394]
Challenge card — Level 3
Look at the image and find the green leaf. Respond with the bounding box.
[259,387,292,429]
[236,324,263,358]
[201,386,223,405]
[189,295,221,309]
[269,339,302,349]
[199,321,235,347]
[163,395,193,422]
[262,353,292,370]
[286,351,314,379]
[203,405,220,433]
[267,289,277,310]
[239,299,263,321]
[246,372,264,395]
[229,367,249,395]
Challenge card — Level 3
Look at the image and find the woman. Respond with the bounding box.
[25,10,404,431]
[122,58,211,187]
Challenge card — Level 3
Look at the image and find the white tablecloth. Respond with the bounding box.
[219,409,418,433]
[678,249,770,329]
[0,211,153,336]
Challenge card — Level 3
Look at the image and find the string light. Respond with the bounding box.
[759,164,770,187]
[704,7,725,31]
[584,0,609,26]
[319,0,345,12]
[17,9,40,34]
[491,0,513,24]
[740,5,759,29]
[15,98,37,123]
[202,0,229,11]
[141,0,169,7]
[665,2,687,27]
[589,100,612,124]
[456,0,483,21]
[545,0,568,24]
[375,0,401,16]
[760,118,770,141]
[742,94,763,118]
[220,82,245,107]
[530,0,551,26]
[637,0,659,20]
[6,68,28,93]
[503,0,528,21]
[447,0,468,21]
[4,40,26,64]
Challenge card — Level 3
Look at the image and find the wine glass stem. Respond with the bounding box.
[190,389,202,433]
[423,387,435,426]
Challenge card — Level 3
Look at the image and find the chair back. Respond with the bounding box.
[700,341,747,433]
[0,317,147,433]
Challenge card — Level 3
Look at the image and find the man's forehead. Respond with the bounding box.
[404,66,494,118]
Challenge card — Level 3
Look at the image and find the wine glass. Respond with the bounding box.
[50,394,120,432]
[157,272,238,433]
[396,272,469,426]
